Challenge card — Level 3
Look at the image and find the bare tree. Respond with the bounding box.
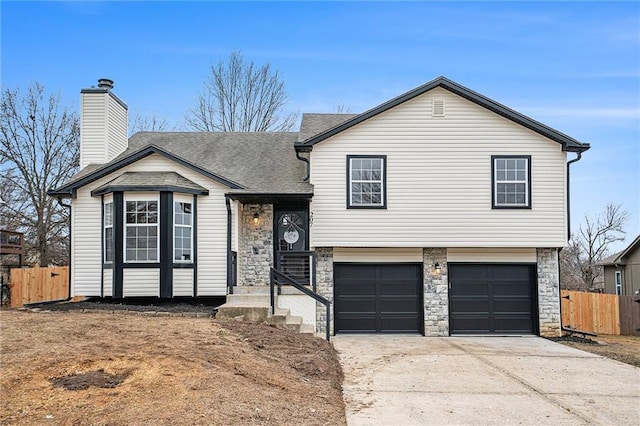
[0,82,79,266]
[129,110,172,135]
[335,103,352,114]
[560,203,630,290]
[186,51,297,132]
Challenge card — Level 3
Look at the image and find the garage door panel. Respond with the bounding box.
[337,264,377,279]
[491,265,530,279]
[380,316,421,333]
[338,298,376,313]
[338,280,376,295]
[494,317,534,333]
[451,282,490,296]
[378,264,420,278]
[450,317,491,333]
[449,263,536,335]
[493,299,533,314]
[379,280,420,295]
[379,298,421,313]
[493,282,531,296]
[337,317,377,333]
[450,299,490,314]
[335,263,422,334]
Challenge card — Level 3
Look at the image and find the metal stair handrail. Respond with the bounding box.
[270,267,331,341]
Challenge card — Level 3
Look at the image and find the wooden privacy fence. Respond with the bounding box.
[561,290,640,336]
[9,266,69,308]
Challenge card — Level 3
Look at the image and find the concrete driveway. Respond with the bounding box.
[333,335,640,425]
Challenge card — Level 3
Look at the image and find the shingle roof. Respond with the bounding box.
[50,132,313,196]
[295,76,591,153]
[91,172,208,196]
[298,114,357,143]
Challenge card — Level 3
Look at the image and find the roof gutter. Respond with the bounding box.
[566,152,583,240]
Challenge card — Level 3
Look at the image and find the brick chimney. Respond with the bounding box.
[79,78,128,169]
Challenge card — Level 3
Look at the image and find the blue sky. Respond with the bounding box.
[2,1,639,250]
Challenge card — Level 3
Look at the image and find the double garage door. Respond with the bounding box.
[334,262,536,335]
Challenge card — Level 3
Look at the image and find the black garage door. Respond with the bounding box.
[449,264,537,335]
[334,263,423,333]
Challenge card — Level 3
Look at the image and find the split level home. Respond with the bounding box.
[49,76,590,337]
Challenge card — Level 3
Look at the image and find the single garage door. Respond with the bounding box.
[334,263,423,333]
[449,263,536,335]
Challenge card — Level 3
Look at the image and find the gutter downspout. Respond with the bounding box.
[225,195,233,295]
[560,152,582,334]
[566,152,583,240]
[295,150,310,182]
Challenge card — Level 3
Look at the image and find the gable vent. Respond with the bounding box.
[432,99,445,117]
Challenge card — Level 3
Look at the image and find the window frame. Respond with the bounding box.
[346,155,387,209]
[124,198,160,263]
[491,155,532,209]
[615,271,622,295]
[173,200,193,263]
[104,201,114,263]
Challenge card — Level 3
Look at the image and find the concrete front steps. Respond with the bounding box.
[216,286,314,335]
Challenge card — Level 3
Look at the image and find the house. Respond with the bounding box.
[48,76,590,337]
[598,235,640,296]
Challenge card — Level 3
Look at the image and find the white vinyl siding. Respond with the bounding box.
[71,153,228,297]
[333,247,423,263]
[173,269,194,297]
[106,94,128,161]
[71,186,103,296]
[80,91,127,168]
[447,248,537,263]
[123,269,160,297]
[309,87,567,248]
[103,268,113,297]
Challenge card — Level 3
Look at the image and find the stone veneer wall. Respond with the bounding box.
[238,204,273,286]
[424,248,449,336]
[315,247,334,335]
[537,248,561,337]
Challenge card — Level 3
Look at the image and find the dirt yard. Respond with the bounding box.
[0,310,346,425]
[551,334,640,367]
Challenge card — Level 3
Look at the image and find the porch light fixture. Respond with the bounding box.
[252,212,260,225]
[434,262,442,273]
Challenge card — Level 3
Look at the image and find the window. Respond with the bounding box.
[174,201,192,262]
[347,155,386,208]
[615,271,622,295]
[125,200,158,262]
[492,156,531,208]
[104,202,113,263]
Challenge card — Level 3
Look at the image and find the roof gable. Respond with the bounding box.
[49,144,245,197]
[295,76,590,153]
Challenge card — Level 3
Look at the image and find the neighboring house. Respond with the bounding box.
[598,235,640,296]
[49,76,590,337]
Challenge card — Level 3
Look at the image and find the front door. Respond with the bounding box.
[274,205,309,284]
